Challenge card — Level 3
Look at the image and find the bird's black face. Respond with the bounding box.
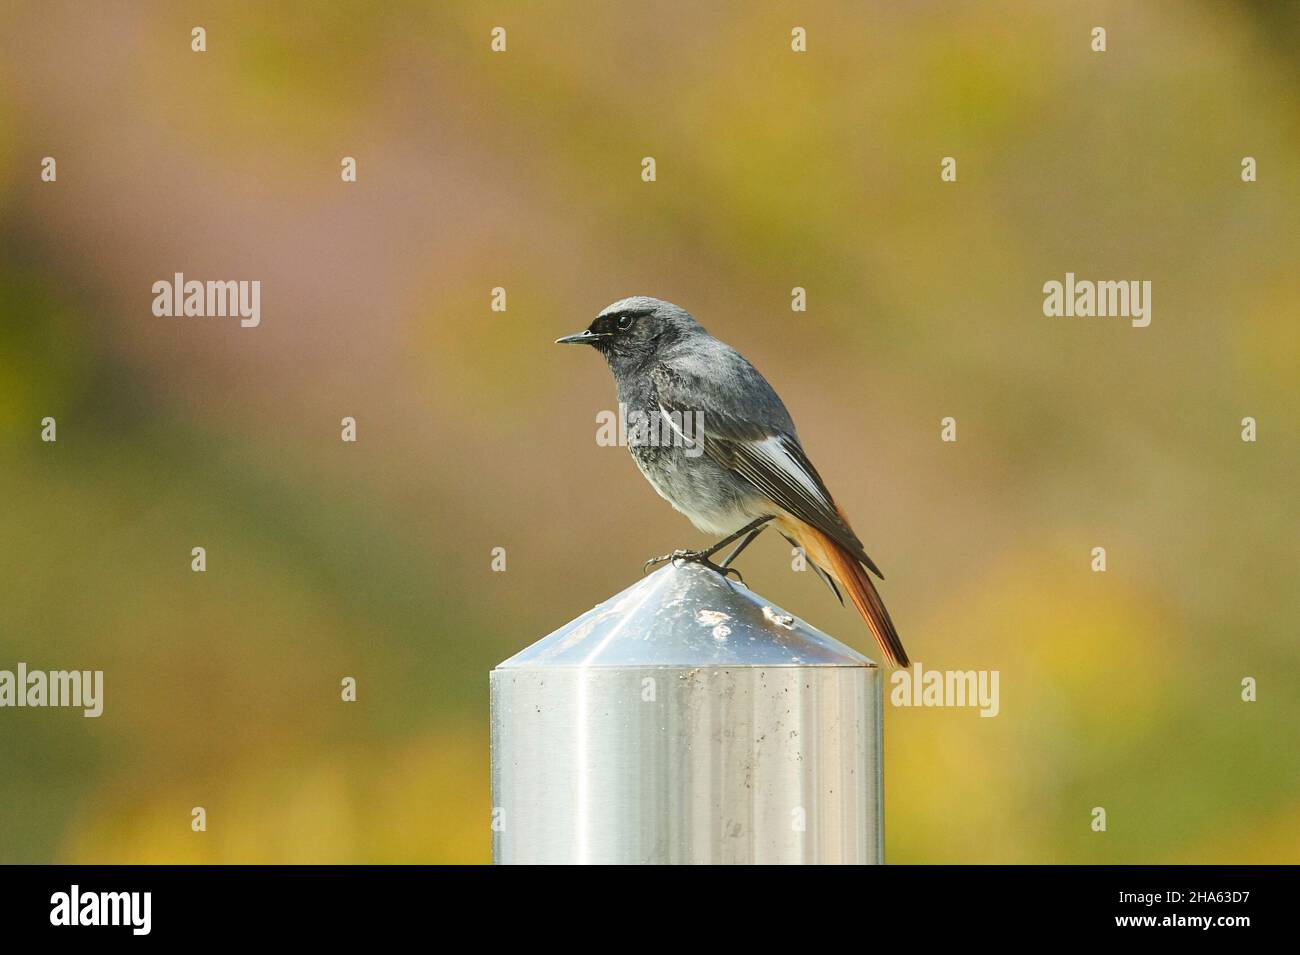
[556,298,686,371]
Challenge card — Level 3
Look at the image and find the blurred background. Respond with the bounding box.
[0,1,1296,863]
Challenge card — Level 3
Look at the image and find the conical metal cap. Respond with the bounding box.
[498,561,875,669]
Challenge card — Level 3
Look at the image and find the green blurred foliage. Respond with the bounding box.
[0,1,1296,863]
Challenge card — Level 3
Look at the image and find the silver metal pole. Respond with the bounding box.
[490,561,882,864]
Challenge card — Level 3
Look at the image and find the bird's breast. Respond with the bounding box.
[628,442,768,536]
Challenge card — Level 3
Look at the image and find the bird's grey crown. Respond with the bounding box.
[599,295,681,318]
[597,296,703,333]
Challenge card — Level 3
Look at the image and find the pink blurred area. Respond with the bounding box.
[0,1,1296,863]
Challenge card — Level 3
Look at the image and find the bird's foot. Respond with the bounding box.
[643,549,744,582]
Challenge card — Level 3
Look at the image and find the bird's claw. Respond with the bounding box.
[643,549,744,583]
[707,560,745,583]
[643,548,695,573]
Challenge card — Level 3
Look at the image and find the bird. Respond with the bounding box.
[556,296,909,668]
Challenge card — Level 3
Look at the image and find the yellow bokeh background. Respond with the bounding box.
[0,1,1296,863]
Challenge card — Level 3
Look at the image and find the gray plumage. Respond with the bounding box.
[562,297,878,566]
[556,296,908,667]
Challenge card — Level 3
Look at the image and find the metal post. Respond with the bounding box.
[490,561,883,864]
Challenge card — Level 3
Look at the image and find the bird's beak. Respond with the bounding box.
[555,329,608,345]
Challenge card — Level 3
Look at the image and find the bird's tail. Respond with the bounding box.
[778,515,910,669]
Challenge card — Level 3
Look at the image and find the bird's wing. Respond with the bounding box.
[652,361,886,580]
[780,531,844,604]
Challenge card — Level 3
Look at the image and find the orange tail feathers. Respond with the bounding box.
[778,516,910,668]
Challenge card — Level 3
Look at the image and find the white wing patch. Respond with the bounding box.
[658,403,688,442]
[743,435,832,511]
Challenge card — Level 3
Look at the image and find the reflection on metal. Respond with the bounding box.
[490,562,883,864]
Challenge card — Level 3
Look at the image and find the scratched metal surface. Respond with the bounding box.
[491,562,882,864]
[497,561,876,669]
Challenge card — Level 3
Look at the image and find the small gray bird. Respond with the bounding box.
[557,296,909,668]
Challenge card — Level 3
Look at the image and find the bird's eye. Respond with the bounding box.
[616,313,634,331]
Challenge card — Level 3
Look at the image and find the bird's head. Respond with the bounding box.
[556,296,700,373]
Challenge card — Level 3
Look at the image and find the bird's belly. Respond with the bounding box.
[629,445,768,536]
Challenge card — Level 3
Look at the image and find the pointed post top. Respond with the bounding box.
[497,561,876,670]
